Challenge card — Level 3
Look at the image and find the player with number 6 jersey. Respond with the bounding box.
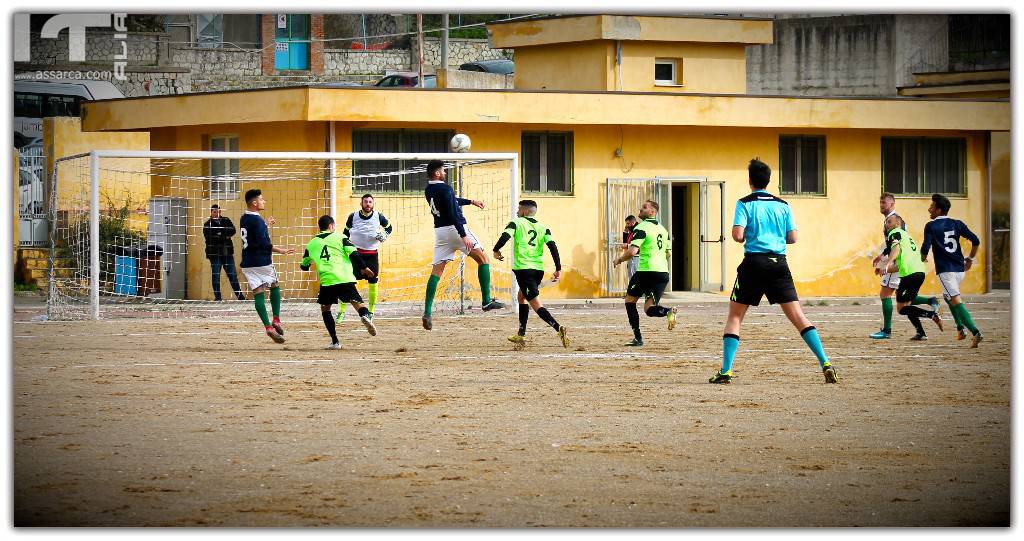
[612,199,677,347]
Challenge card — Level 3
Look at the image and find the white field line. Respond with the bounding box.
[13,314,1001,340]
[19,348,987,375]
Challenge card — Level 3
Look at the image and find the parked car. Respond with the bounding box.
[459,59,515,75]
[374,72,437,88]
[318,81,364,88]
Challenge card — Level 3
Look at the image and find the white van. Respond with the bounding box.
[14,79,124,142]
[14,79,124,246]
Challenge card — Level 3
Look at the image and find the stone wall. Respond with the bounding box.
[420,37,511,70]
[16,27,512,94]
[23,30,165,66]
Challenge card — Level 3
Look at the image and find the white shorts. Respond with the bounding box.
[880,271,901,289]
[241,264,279,290]
[938,271,965,299]
[433,225,482,265]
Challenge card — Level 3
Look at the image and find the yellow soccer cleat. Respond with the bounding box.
[508,334,526,351]
[557,326,571,348]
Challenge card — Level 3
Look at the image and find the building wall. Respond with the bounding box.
[513,41,613,91]
[746,15,949,96]
[619,41,747,93]
[46,117,151,223]
[150,121,330,301]
[144,118,990,300]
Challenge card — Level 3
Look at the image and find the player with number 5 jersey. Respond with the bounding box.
[922,193,983,347]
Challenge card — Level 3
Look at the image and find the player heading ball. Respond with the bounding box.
[421,159,505,330]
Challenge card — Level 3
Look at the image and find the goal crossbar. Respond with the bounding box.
[58,150,520,320]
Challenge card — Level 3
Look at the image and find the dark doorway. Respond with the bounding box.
[671,184,689,290]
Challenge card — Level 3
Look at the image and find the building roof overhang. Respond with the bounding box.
[81,86,1010,133]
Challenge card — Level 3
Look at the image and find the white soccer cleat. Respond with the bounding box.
[361,314,377,336]
[325,342,342,350]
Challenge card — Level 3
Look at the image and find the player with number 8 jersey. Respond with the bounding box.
[239,189,296,344]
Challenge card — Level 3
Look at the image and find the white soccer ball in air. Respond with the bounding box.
[450,133,471,153]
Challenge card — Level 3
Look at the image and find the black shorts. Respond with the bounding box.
[730,253,799,306]
[895,272,925,304]
[513,269,545,301]
[626,271,670,303]
[357,252,380,284]
[317,283,363,306]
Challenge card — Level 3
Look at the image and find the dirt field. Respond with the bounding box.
[12,294,1011,527]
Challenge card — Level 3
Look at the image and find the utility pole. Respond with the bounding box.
[441,14,449,71]
[416,14,424,87]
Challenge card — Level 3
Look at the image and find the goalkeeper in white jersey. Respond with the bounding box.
[338,193,393,321]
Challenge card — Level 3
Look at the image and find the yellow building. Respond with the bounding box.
[74,15,1009,300]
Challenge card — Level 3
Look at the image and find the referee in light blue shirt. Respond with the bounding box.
[709,158,837,385]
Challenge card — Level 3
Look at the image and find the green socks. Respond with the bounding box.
[270,286,282,317]
[424,274,440,316]
[951,303,979,334]
[881,297,894,332]
[368,282,378,313]
[945,299,964,329]
[478,263,492,305]
[254,292,271,326]
[912,295,933,306]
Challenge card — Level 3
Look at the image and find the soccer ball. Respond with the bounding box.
[450,133,471,153]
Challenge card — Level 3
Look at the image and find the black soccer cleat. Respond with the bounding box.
[910,333,928,341]
[482,300,506,312]
[624,338,644,347]
[421,315,433,330]
[709,370,732,384]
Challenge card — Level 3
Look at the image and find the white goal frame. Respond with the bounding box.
[68,150,520,320]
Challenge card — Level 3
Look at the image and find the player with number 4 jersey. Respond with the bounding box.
[420,159,504,331]
[301,215,377,349]
[922,193,983,347]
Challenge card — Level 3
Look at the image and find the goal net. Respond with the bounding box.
[48,151,517,321]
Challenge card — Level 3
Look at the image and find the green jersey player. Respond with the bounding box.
[612,199,678,347]
[492,200,569,350]
[300,215,377,349]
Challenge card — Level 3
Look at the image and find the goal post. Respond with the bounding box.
[49,150,519,321]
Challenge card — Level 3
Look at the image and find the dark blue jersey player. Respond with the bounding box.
[921,193,983,347]
[420,159,505,330]
[239,189,296,344]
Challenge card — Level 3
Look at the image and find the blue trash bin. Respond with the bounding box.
[114,250,139,295]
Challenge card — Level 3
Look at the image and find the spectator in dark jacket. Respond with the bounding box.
[203,204,244,300]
